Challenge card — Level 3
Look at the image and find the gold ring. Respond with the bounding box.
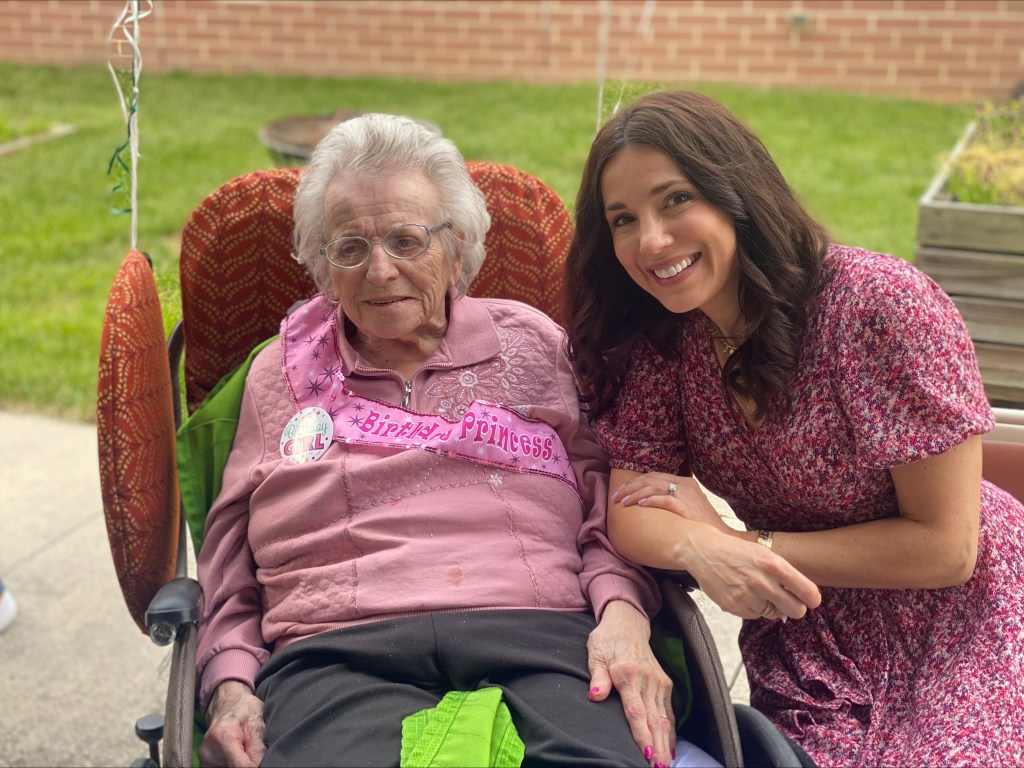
[759,600,775,618]
[667,482,678,496]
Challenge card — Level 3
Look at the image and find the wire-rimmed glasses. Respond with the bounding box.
[319,222,452,269]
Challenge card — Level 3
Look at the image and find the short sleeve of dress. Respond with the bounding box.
[594,336,688,474]
[831,250,994,469]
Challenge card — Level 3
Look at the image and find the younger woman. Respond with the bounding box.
[566,89,1024,767]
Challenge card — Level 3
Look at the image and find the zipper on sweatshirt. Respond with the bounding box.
[351,363,453,406]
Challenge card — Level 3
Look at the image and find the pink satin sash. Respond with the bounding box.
[280,296,578,494]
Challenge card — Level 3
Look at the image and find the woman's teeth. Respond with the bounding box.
[654,254,696,279]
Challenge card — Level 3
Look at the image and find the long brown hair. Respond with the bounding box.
[565,90,830,420]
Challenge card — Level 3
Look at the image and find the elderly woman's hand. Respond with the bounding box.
[198,680,267,768]
[587,600,675,767]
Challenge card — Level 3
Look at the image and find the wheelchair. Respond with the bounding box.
[101,161,1024,768]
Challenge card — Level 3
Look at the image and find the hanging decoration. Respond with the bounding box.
[595,0,658,132]
[106,0,153,250]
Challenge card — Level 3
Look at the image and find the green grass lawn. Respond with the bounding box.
[0,63,972,421]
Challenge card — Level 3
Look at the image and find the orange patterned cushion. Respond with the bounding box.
[180,167,312,414]
[97,250,180,633]
[467,162,570,327]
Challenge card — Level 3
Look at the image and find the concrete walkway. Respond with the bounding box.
[0,409,746,767]
[0,411,170,767]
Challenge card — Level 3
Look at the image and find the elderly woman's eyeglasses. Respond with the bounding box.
[319,222,452,269]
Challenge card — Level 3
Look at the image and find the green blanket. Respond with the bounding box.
[401,688,524,768]
[176,336,276,555]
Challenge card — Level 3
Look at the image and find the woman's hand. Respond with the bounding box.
[684,524,821,621]
[587,600,675,767]
[612,472,820,621]
[613,473,731,533]
[198,680,267,768]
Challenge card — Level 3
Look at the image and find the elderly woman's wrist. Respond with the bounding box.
[600,597,648,625]
[206,679,254,723]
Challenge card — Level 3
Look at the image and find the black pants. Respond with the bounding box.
[255,610,647,767]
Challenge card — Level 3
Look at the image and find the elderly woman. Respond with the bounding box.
[195,114,677,768]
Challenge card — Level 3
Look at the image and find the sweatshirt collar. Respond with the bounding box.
[334,289,502,374]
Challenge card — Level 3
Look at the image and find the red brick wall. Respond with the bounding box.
[2,0,1022,103]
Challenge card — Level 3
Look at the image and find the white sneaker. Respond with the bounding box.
[0,589,18,633]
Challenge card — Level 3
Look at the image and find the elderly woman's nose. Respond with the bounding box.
[364,243,399,282]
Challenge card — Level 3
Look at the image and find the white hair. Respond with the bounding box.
[292,113,491,296]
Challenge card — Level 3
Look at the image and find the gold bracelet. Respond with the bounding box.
[757,529,774,550]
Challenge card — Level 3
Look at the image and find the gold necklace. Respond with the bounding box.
[708,318,740,357]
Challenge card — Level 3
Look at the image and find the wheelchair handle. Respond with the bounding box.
[144,577,201,646]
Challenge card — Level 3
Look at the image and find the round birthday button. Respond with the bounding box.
[279,407,334,464]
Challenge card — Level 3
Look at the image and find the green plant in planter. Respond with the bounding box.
[945,99,1024,207]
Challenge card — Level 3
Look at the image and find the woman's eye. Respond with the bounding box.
[668,192,692,207]
[609,214,635,228]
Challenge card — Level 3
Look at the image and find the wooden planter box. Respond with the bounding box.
[916,124,1024,406]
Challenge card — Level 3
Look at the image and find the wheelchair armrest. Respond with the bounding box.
[654,568,700,591]
[144,576,202,646]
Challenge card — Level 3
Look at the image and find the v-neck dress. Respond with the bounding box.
[596,245,1024,767]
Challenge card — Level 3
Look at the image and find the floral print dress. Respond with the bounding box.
[597,246,1024,767]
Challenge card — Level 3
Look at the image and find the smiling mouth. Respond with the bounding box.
[653,253,699,279]
[367,297,407,306]
[651,252,700,280]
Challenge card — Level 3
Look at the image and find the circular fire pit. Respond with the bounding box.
[258,110,441,166]
[258,110,364,166]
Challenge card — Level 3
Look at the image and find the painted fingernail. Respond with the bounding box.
[588,686,600,699]
[655,762,667,768]
[672,746,677,759]
[637,497,646,505]
[644,745,653,760]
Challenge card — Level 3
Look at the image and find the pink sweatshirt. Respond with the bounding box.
[196,294,660,711]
